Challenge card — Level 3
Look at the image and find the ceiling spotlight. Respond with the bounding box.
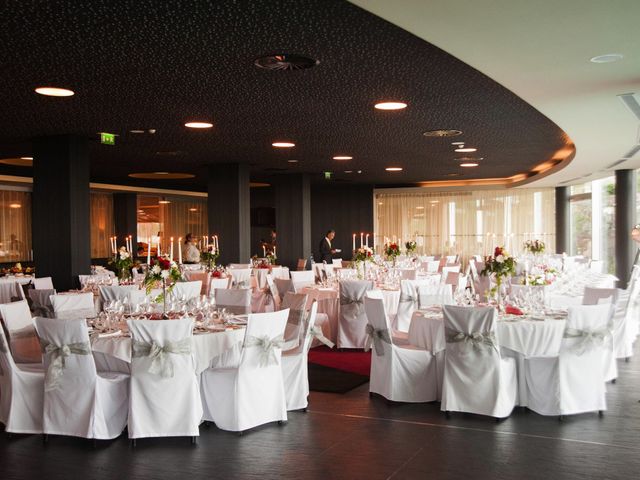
[590,53,624,64]
[9,203,21,209]
[451,142,465,146]
[344,170,353,174]
[272,142,295,148]
[333,156,353,160]
[185,122,213,129]
[287,159,299,163]
[455,147,477,153]
[460,162,479,167]
[385,167,403,172]
[35,87,74,97]
[20,156,33,160]
[375,102,407,110]
[158,199,171,204]
[188,208,198,212]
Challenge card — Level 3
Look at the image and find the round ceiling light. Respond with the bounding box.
[460,162,479,167]
[185,122,213,129]
[128,172,195,180]
[423,129,462,137]
[385,167,403,172]
[455,147,477,153]
[333,156,353,160]
[590,53,623,64]
[272,142,295,148]
[35,87,74,97]
[375,102,407,110]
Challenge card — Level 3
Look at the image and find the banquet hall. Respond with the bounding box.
[1,1,639,479]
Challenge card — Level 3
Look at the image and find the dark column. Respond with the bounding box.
[615,169,636,288]
[207,164,250,264]
[555,186,570,254]
[33,135,91,290]
[275,174,311,270]
[113,193,138,255]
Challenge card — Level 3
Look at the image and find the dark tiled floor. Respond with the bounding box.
[2,345,640,480]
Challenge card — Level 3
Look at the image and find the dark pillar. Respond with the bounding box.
[555,186,570,254]
[275,174,311,270]
[113,193,138,255]
[615,169,636,288]
[33,135,91,290]
[207,164,250,264]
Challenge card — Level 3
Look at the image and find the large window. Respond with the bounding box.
[0,189,32,262]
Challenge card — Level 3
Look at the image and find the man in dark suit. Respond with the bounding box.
[318,229,336,264]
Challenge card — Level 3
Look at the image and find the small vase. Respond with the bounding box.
[118,268,131,284]
[162,279,169,319]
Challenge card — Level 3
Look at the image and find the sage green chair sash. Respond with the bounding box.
[444,327,497,353]
[132,337,192,378]
[340,294,364,307]
[40,340,91,391]
[309,326,335,349]
[365,324,392,356]
[244,334,285,367]
[399,291,418,306]
[563,327,611,355]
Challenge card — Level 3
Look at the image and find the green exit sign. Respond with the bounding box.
[324,171,332,180]
[100,132,116,145]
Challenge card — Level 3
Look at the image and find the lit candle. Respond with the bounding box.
[263,245,266,257]
[215,235,219,252]
[147,236,151,264]
[170,237,174,260]
[352,233,356,251]
[273,245,276,256]
[365,233,369,248]
[178,237,182,264]
[360,232,364,248]
[157,238,161,257]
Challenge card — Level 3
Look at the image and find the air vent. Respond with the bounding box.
[423,129,463,137]
[254,54,319,71]
[559,177,581,184]
[605,159,628,169]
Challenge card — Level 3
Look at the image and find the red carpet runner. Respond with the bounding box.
[308,346,371,377]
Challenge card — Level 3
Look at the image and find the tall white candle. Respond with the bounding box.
[365,234,369,248]
[360,232,364,248]
[263,245,266,257]
[352,233,356,251]
[170,237,174,260]
[147,236,151,264]
[178,237,182,264]
[273,245,276,256]
[157,238,161,257]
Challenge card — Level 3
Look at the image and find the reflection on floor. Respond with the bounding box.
[2,343,640,479]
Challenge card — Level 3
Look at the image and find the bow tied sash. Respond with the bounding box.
[340,294,365,308]
[444,327,497,354]
[40,340,91,391]
[132,337,192,378]
[365,324,392,356]
[309,326,335,349]
[245,334,285,367]
[399,290,418,308]
[563,327,611,355]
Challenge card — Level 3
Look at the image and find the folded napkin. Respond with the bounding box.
[98,329,122,338]
[505,305,524,316]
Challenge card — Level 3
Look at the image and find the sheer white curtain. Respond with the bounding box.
[90,193,115,258]
[0,190,32,262]
[374,188,555,263]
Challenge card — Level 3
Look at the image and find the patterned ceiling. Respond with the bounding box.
[0,0,570,190]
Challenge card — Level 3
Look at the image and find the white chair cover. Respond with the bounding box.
[214,288,251,315]
[441,265,461,283]
[400,269,417,280]
[99,285,145,304]
[332,259,343,267]
[50,292,96,320]
[440,306,517,418]
[524,304,609,416]
[34,317,129,439]
[0,300,41,364]
[127,319,201,439]
[424,260,440,273]
[229,268,251,288]
[282,301,319,410]
[582,287,617,305]
[0,326,44,434]
[396,279,431,332]
[0,281,25,304]
[611,287,637,359]
[290,270,315,291]
[201,309,289,432]
[337,280,373,348]
[210,277,231,290]
[183,272,210,295]
[365,296,437,402]
[33,277,54,290]
[251,274,279,313]
[273,278,294,302]
[29,288,56,318]
[580,287,618,381]
[171,281,203,301]
[271,267,290,280]
[229,263,252,269]
[418,284,453,308]
[281,292,309,349]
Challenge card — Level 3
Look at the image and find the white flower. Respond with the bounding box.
[160,270,170,279]
[152,265,161,274]
[120,251,130,260]
[496,255,505,263]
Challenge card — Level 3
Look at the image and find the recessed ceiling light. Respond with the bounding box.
[344,170,353,174]
[590,53,623,64]
[385,167,403,172]
[451,142,465,146]
[158,200,171,204]
[423,129,462,137]
[287,159,299,163]
[9,203,21,209]
[130,130,145,134]
[272,142,295,148]
[460,162,479,167]
[35,87,74,97]
[375,102,407,110]
[378,202,383,205]
[188,208,198,212]
[185,122,213,129]
[333,156,353,160]
[20,156,33,160]
[455,147,477,153]
[357,170,362,174]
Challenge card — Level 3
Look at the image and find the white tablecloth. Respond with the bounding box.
[91,327,246,374]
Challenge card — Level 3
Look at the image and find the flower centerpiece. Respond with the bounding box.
[352,246,374,279]
[211,265,228,278]
[405,241,417,255]
[384,242,401,267]
[108,247,134,282]
[266,251,277,265]
[481,246,517,307]
[524,239,546,255]
[523,265,558,286]
[144,256,182,315]
[200,246,219,270]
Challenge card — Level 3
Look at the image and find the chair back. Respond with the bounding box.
[582,287,617,305]
[338,280,373,348]
[332,259,343,267]
[281,292,309,347]
[0,281,25,304]
[127,318,201,438]
[0,300,41,364]
[264,274,280,310]
[441,265,461,282]
[211,277,231,290]
[171,281,203,301]
[99,285,144,304]
[50,293,95,320]
[33,277,54,290]
[183,272,210,295]
[418,284,453,307]
[290,270,315,291]
[424,260,440,273]
[270,267,289,279]
[273,278,294,302]
[396,279,429,331]
[296,258,307,271]
[229,263,252,269]
[214,288,251,314]
[229,268,251,288]
[239,309,289,370]
[400,269,417,280]
[562,304,612,359]
[364,296,393,357]
[29,288,56,317]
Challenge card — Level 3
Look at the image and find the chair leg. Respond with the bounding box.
[238,431,244,437]
[625,357,630,363]
[445,411,451,419]
[302,407,307,413]
[131,438,137,448]
[42,434,48,444]
[191,436,197,445]
[6,432,13,440]
[611,379,616,384]
[558,415,564,422]
[598,410,604,418]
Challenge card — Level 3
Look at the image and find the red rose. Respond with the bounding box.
[494,247,503,257]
